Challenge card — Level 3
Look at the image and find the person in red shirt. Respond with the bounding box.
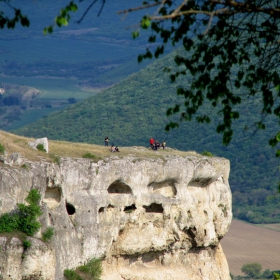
[149,138,155,149]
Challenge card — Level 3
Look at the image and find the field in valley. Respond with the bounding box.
[221,219,280,276]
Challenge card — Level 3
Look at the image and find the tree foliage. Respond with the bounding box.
[0,0,29,29]
[241,262,262,278]
[119,0,280,154]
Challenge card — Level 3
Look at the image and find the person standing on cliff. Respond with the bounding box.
[149,138,155,149]
[104,136,109,146]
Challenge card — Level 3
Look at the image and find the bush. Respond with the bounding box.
[0,143,5,154]
[49,154,60,164]
[0,213,19,232]
[64,258,102,280]
[201,150,213,157]
[262,269,272,278]
[68,98,77,104]
[22,240,32,250]
[78,258,102,279]
[64,269,83,280]
[241,262,262,278]
[82,153,95,159]
[42,227,54,242]
[36,143,46,152]
[0,189,42,236]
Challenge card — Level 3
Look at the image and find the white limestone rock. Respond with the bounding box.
[0,153,232,280]
[28,137,48,153]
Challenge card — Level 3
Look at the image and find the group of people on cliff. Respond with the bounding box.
[104,136,120,152]
[104,136,166,152]
[149,138,166,150]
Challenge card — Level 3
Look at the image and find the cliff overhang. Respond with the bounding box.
[0,152,232,280]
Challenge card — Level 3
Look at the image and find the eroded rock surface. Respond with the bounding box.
[0,153,232,280]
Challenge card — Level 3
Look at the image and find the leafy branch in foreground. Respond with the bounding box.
[0,0,29,29]
[120,0,280,155]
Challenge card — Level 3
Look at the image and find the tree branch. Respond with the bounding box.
[117,2,161,15]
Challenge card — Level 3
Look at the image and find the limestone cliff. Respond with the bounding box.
[0,151,232,280]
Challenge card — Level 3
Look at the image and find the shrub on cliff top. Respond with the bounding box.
[36,143,46,152]
[201,151,213,157]
[82,152,96,159]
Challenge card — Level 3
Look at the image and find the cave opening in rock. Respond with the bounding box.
[43,187,61,208]
[98,207,105,213]
[124,204,137,213]
[107,180,133,194]
[66,202,76,215]
[188,177,214,187]
[148,179,177,197]
[143,203,164,213]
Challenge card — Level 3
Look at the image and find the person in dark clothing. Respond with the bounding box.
[155,140,160,150]
[161,141,166,149]
[104,136,109,146]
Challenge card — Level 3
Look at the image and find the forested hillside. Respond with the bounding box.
[14,48,280,224]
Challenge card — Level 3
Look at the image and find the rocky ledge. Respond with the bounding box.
[0,152,232,280]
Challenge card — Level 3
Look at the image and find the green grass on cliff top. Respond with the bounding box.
[0,130,200,163]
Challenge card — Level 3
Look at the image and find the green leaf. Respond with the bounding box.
[132,31,139,39]
[141,17,151,29]
[56,16,68,27]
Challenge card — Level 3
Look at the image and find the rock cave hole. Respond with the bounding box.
[185,227,197,247]
[98,207,105,213]
[188,177,214,188]
[107,180,133,194]
[148,179,177,197]
[124,204,137,213]
[204,210,208,217]
[43,187,61,208]
[143,203,164,213]
[142,251,163,264]
[66,202,76,215]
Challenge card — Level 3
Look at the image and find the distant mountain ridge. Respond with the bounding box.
[13,47,280,224]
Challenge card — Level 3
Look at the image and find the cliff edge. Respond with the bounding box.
[0,146,232,280]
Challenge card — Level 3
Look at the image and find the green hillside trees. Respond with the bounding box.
[241,263,262,278]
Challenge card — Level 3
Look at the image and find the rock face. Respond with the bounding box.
[28,138,49,153]
[0,153,232,280]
